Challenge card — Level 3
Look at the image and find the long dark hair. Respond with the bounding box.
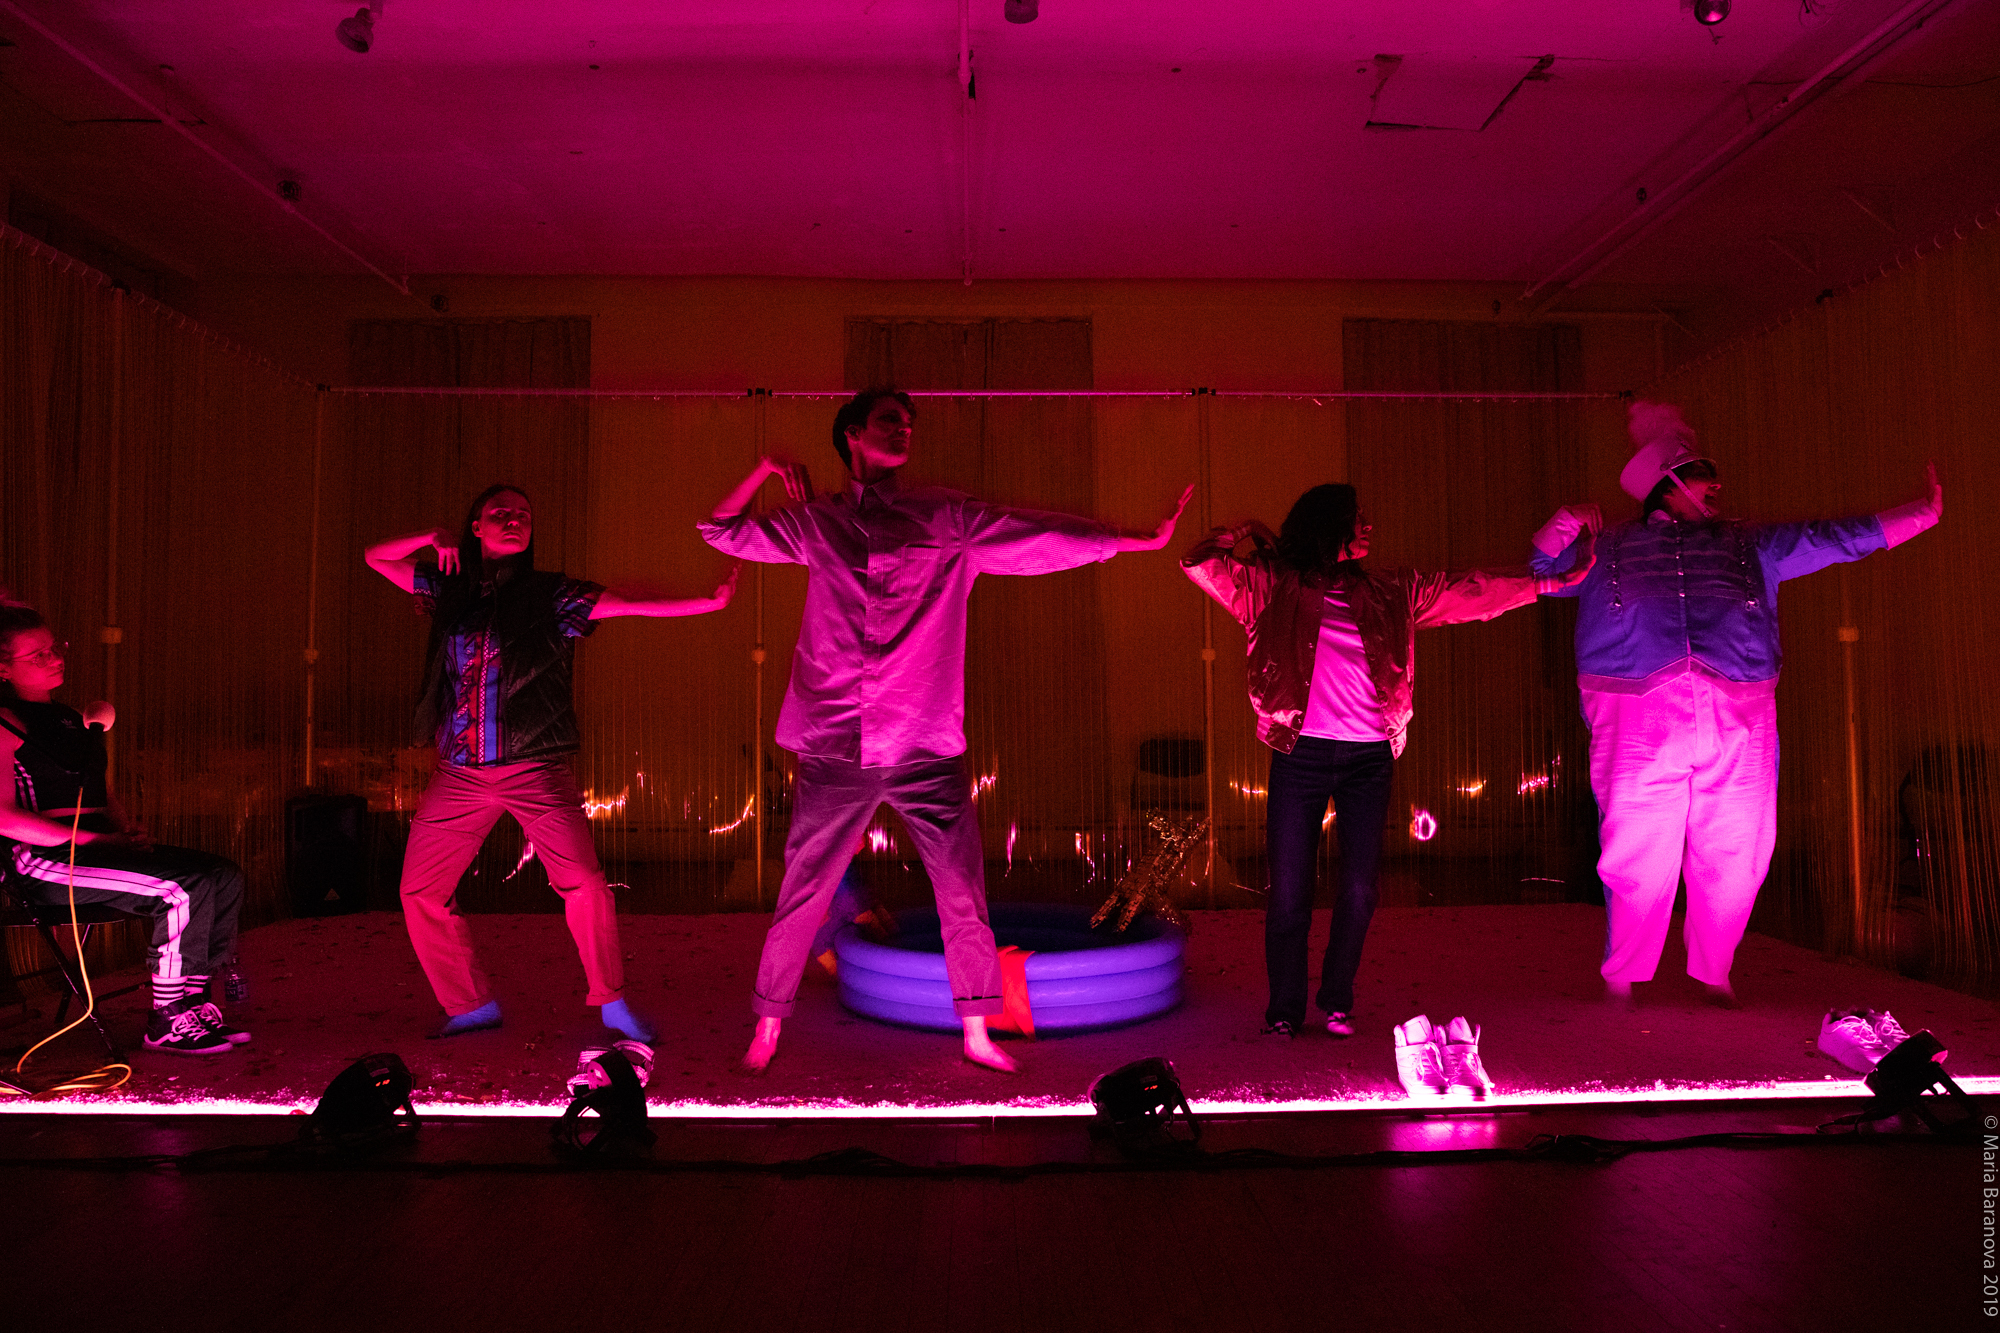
[1277,483,1361,577]
[457,482,536,578]
[0,601,49,705]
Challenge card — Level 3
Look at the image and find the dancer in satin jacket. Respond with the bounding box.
[1184,485,1592,1039]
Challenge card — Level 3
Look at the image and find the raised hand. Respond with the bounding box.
[764,455,814,504]
[1559,502,1604,536]
[712,565,741,610]
[432,528,461,574]
[1116,484,1196,552]
[1923,459,1942,518]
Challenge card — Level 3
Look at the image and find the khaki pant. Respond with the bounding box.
[753,753,1003,1020]
[399,758,624,1015]
[1584,676,1779,986]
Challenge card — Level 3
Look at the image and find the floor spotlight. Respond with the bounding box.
[1693,0,1730,25]
[1087,1056,1202,1154]
[1004,0,1039,23]
[336,6,376,54]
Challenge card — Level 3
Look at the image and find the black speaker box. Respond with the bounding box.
[286,793,369,917]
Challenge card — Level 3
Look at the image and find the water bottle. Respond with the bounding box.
[221,959,249,1003]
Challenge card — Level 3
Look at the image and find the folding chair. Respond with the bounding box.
[1,856,145,1058]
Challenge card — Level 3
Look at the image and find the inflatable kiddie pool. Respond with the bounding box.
[835,902,1185,1033]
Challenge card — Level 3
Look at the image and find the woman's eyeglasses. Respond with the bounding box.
[7,641,68,667]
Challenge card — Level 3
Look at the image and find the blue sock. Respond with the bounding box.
[428,999,502,1038]
[599,997,656,1043]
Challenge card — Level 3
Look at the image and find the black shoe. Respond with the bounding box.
[144,1002,234,1055]
[194,1002,252,1045]
[1262,1020,1297,1038]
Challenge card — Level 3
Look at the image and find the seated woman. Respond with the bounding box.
[0,600,248,1055]
[1181,485,1594,1061]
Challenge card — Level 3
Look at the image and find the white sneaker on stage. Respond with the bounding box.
[1393,1015,1449,1099]
[1441,1016,1495,1099]
[1816,1008,1887,1073]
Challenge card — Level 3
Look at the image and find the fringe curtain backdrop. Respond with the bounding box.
[1,230,317,990]
[1648,220,2000,984]
[316,319,593,900]
[844,318,1112,874]
[12,213,1992,984]
[1341,320,1595,894]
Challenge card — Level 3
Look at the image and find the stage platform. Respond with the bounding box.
[3,905,1994,1116]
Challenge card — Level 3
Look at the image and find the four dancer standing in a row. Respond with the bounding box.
[2,393,1943,1070]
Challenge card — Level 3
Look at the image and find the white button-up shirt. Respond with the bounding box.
[699,472,1117,768]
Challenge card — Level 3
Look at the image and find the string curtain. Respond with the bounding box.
[2,229,317,991]
[1341,320,1594,904]
[1648,221,2000,985]
[9,213,1998,998]
[319,318,592,903]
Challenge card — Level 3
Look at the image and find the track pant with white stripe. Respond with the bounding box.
[11,841,245,998]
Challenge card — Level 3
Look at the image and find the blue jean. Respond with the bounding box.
[1264,737,1394,1026]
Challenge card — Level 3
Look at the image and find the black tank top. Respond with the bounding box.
[2,700,109,812]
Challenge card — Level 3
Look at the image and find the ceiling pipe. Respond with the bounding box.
[0,0,411,296]
[959,0,974,286]
[1522,0,1958,305]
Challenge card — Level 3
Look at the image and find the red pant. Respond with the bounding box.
[399,759,624,1015]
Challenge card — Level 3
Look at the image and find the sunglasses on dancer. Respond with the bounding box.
[6,640,67,667]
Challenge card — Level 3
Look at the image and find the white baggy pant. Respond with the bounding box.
[1582,672,1778,986]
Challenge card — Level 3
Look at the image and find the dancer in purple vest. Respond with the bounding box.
[702,387,1190,1074]
[1531,403,1942,1005]
[366,483,736,1039]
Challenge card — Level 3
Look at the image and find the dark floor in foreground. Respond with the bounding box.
[0,1098,1981,1333]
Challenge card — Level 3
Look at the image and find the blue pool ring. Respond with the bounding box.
[836,902,1186,1033]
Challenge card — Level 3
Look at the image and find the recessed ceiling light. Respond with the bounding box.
[1692,0,1730,25]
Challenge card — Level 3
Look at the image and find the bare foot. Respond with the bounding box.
[1604,979,1636,1010]
[1702,982,1740,1010]
[740,1016,781,1075]
[961,1015,1020,1074]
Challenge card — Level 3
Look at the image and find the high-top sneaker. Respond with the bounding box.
[1441,1016,1495,1099]
[1870,1009,1914,1055]
[143,999,234,1055]
[194,1002,252,1045]
[568,1040,656,1099]
[1392,1015,1448,1099]
[1816,1008,1887,1073]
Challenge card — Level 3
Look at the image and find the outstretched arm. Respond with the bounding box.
[591,566,740,619]
[1877,460,1943,548]
[1528,503,1603,598]
[1111,484,1195,553]
[713,455,814,521]
[1761,463,1942,581]
[365,527,457,593]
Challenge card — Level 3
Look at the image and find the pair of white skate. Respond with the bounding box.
[567,1039,657,1099]
[1815,1008,1916,1074]
[1393,1014,1495,1100]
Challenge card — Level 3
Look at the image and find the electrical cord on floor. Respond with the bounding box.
[3,806,133,1098]
[0,1122,1971,1179]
